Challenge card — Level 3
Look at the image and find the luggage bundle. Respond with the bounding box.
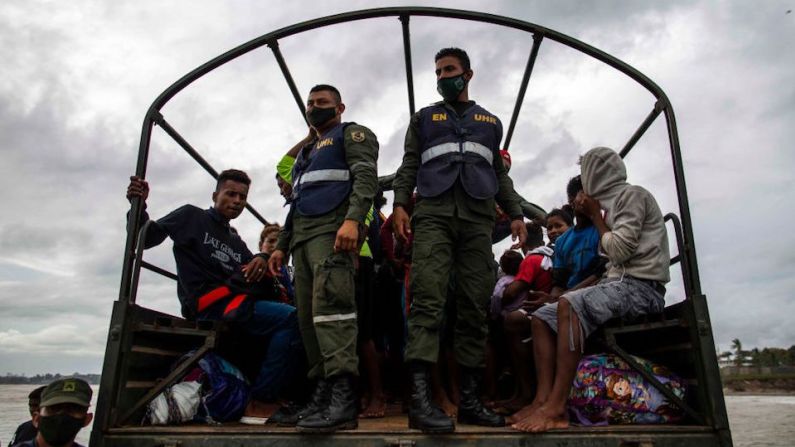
[568,354,686,425]
[147,351,250,425]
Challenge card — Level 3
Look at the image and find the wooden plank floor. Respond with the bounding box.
[110,403,712,435]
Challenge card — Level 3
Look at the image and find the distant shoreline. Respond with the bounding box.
[720,373,795,397]
[0,374,100,385]
[724,389,795,396]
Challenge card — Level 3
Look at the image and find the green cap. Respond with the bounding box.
[40,378,92,408]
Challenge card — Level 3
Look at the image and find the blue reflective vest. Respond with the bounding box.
[416,103,501,200]
[291,122,353,216]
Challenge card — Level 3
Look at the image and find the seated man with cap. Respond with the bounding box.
[13,378,93,447]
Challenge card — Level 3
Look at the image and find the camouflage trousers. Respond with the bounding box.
[292,232,359,379]
[405,214,496,369]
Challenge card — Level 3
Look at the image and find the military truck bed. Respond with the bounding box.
[100,403,723,447]
[96,7,733,447]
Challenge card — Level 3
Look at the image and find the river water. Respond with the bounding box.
[0,385,791,446]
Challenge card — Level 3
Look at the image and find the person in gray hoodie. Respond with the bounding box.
[510,146,670,432]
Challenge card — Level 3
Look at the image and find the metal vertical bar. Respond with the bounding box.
[267,39,307,119]
[129,221,155,305]
[118,111,157,303]
[620,99,664,158]
[93,110,157,442]
[503,33,543,150]
[400,14,416,115]
[663,103,701,296]
[664,213,693,297]
[663,100,731,444]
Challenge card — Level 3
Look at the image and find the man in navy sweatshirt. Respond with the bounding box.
[126,169,302,421]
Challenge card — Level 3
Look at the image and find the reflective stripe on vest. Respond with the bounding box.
[295,168,350,186]
[420,141,494,165]
[462,141,494,165]
[313,312,357,323]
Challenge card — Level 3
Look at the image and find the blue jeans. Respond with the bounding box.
[199,299,304,401]
[240,300,304,401]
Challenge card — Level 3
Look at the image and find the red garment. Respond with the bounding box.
[381,213,414,314]
[380,214,397,261]
[514,254,553,293]
[381,213,413,263]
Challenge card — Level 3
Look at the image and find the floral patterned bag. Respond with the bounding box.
[567,353,686,425]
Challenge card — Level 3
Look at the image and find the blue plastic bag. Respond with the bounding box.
[197,352,250,422]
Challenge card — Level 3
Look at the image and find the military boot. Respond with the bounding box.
[457,367,505,427]
[408,362,455,433]
[270,378,330,426]
[296,374,358,432]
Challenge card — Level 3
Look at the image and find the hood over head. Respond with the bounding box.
[580,147,627,201]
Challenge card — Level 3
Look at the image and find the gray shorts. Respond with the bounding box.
[532,276,665,340]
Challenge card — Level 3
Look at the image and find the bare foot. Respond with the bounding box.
[511,404,569,432]
[244,399,280,418]
[506,400,543,424]
[435,394,458,418]
[360,394,386,418]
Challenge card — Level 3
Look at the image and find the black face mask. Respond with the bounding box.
[38,414,85,447]
[437,73,467,102]
[307,106,337,128]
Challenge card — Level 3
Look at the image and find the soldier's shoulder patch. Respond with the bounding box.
[351,130,366,143]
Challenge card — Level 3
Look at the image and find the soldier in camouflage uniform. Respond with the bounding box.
[269,84,379,433]
[392,48,527,433]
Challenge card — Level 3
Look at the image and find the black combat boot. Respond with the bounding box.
[408,362,455,433]
[270,378,330,426]
[296,374,358,432]
[457,367,505,427]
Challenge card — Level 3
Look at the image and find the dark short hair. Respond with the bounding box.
[309,84,342,104]
[29,385,46,406]
[566,175,583,200]
[259,224,281,247]
[499,250,523,276]
[547,208,574,227]
[525,221,544,248]
[216,169,251,191]
[435,47,471,72]
[562,204,575,221]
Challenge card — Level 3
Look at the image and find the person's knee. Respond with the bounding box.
[557,297,571,319]
[262,303,300,333]
[504,311,528,333]
[530,314,549,335]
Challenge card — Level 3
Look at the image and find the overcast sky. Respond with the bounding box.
[0,0,793,375]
